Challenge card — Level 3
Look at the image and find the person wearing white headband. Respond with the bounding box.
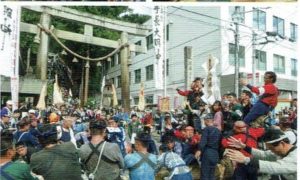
[226,128,296,180]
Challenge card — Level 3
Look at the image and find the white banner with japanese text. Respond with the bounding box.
[152,6,165,90]
[0,6,21,110]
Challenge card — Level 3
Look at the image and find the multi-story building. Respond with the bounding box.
[106,6,298,110]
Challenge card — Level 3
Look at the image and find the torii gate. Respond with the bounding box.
[20,6,150,111]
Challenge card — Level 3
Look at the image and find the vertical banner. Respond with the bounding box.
[157,95,162,110]
[0,6,21,110]
[153,6,165,90]
[174,96,179,109]
[201,56,221,105]
[138,82,145,111]
[160,97,170,112]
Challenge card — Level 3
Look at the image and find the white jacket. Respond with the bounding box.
[252,146,297,180]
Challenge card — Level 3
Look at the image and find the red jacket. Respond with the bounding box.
[177,90,193,97]
[247,83,279,108]
[222,127,265,157]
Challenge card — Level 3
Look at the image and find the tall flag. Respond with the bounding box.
[53,75,64,105]
[36,83,47,110]
[152,6,166,90]
[111,84,118,107]
[0,6,21,110]
[100,76,105,108]
[138,82,145,111]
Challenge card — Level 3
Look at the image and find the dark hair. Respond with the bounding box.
[194,77,203,82]
[242,90,252,98]
[227,92,237,98]
[212,100,223,112]
[131,114,137,118]
[263,128,289,145]
[17,118,31,128]
[37,124,58,147]
[135,132,151,148]
[0,134,13,156]
[161,135,174,144]
[13,109,21,114]
[265,71,277,83]
[89,120,107,135]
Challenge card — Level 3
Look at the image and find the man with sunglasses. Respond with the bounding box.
[227,128,296,180]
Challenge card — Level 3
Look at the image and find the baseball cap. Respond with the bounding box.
[6,100,13,105]
[1,109,10,117]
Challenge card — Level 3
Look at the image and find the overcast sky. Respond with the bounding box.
[128,5,152,16]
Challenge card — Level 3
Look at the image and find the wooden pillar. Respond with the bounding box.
[82,25,93,106]
[120,32,130,112]
[84,61,90,106]
[36,12,51,80]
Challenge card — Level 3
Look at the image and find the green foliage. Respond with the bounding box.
[122,14,151,24]
[47,83,54,104]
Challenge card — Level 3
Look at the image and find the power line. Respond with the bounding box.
[168,29,220,51]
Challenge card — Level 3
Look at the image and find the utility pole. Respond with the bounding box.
[252,32,257,86]
[232,6,242,97]
[234,19,240,97]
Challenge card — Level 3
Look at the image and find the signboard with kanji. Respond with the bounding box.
[152,6,165,90]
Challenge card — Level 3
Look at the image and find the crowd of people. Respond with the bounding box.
[0,71,297,180]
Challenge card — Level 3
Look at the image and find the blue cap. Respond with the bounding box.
[1,109,10,117]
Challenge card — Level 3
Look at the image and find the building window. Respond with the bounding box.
[253,8,266,31]
[135,69,141,83]
[229,43,245,67]
[104,60,110,71]
[273,54,285,74]
[146,34,153,50]
[111,55,116,67]
[134,97,139,105]
[166,24,170,41]
[135,41,142,56]
[230,6,245,24]
[290,23,297,42]
[129,72,131,85]
[273,16,285,37]
[146,65,154,81]
[291,58,297,76]
[166,59,169,76]
[111,78,115,86]
[255,50,267,70]
[117,76,121,88]
[118,53,121,64]
[145,95,154,104]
